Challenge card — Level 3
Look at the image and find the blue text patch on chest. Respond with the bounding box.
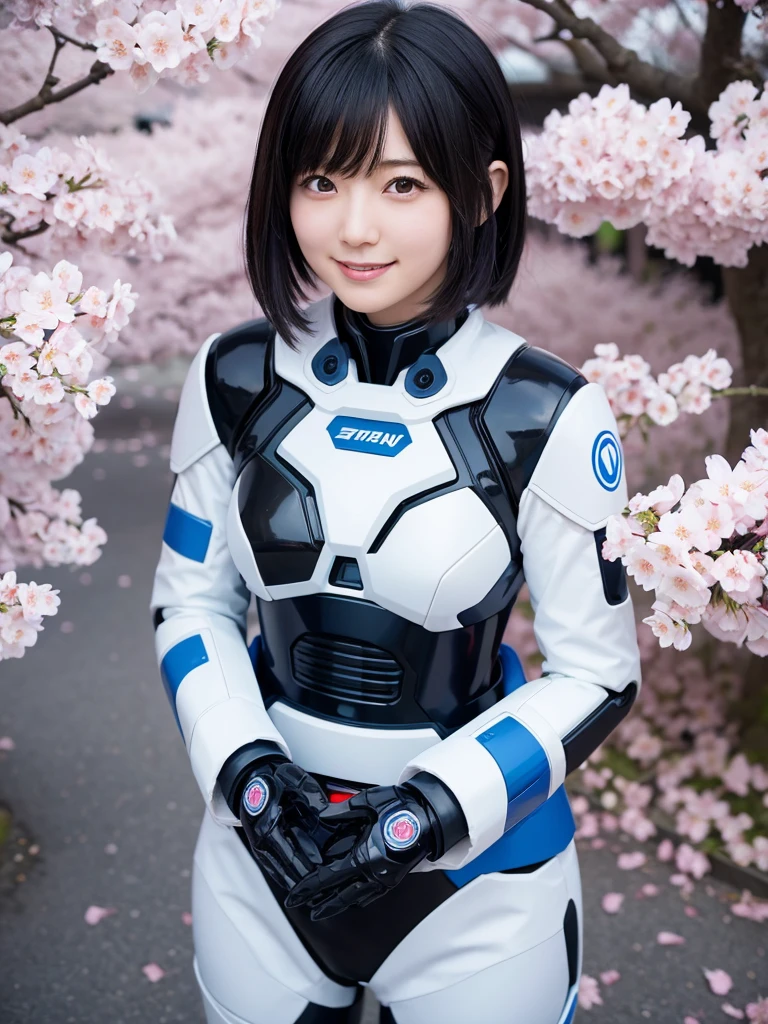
[327,416,412,456]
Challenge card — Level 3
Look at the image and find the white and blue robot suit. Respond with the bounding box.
[150,292,641,1024]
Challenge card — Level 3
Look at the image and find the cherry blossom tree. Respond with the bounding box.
[490,0,768,462]
[0,0,281,659]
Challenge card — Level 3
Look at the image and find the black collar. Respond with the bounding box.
[333,295,468,387]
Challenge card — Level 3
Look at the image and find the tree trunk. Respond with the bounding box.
[721,244,768,754]
[722,245,768,466]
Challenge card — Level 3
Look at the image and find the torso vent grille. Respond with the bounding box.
[291,633,403,704]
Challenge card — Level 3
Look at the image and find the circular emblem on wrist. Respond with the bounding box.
[382,809,421,850]
[243,777,269,816]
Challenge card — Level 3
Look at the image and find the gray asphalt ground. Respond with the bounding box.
[0,372,766,1024]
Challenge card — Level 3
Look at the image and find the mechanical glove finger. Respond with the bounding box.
[276,763,329,812]
[308,878,387,921]
[283,855,361,909]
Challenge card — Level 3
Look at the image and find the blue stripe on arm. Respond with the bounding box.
[160,634,209,734]
[476,715,551,831]
[163,503,213,563]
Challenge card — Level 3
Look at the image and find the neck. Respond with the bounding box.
[334,296,468,386]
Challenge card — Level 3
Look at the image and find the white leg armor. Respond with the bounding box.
[191,807,582,1024]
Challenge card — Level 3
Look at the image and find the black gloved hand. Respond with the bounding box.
[237,758,334,892]
[218,741,334,893]
[283,773,467,921]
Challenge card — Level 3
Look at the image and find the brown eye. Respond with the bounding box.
[303,175,335,194]
[385,176,426,196]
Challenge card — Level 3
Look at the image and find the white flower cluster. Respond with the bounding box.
[1,251,133,418]
[580,343,733,434]
[526,80,768,268]
[0,250,134,657]
[4,0,280,91]
[602,429,768,655]
[1,127,176,263]
[0,570,61,660]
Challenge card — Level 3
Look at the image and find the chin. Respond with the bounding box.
[332,281,402,317]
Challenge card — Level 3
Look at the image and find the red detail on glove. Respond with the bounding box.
[328,791,354,803]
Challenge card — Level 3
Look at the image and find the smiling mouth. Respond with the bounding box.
[336,260,395,269]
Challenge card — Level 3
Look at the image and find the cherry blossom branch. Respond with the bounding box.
[1,222,51,248]
[48,25,98,53]
[518,0,709,113]
[713,386,768,399]
[0,387,32,428]
[0,60,113,127]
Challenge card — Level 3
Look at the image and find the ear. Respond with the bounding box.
[478,159,509,226]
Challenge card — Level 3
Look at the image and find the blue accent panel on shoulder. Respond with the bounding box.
[327,416,411,457]
[477,714,550,830]
[163,503,213,563]
[160,634,209,735]
[445,786,576,887]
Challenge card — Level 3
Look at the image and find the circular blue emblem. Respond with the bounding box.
[591,430,622,491]
[243,777,269,816]
[382,810,421,851]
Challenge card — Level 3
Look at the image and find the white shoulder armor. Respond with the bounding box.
[525,382,627,530]
[169,332,222,474]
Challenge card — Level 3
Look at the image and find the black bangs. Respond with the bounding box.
[244,0,527,349]
[286,47,391,180]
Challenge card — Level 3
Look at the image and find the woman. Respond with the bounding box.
[150,2,641,1021]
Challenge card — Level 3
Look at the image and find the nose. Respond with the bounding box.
[337,190,380,249]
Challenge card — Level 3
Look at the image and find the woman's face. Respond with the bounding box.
[289,106,453,326]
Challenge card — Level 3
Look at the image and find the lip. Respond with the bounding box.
[334,259,395,282]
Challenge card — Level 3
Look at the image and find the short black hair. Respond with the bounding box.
[244,0,527,349]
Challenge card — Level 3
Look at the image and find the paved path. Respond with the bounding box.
[0,378,765,1023]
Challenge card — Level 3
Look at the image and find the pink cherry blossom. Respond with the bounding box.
[84,905,116,925]
[723,756,754,798]
[722,1007,746,1020]
[732,891,768,923]
[141,962,165,983]
[710,551,766,597]
[656,838,675,862]
[675,843,710,879]
[703,968,733,996]
[135,10,186,72]
[599,970,621,986]
[642,605,691,650]
[617,851,646,870]
[94,16,139,71]
[746,998,768,1023]
[601,892,625,914]
[625,544,667,590]
[657,931,686,945]
[578,974,603,1010]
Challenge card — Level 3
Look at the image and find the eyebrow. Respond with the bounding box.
[376,158,422,168]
